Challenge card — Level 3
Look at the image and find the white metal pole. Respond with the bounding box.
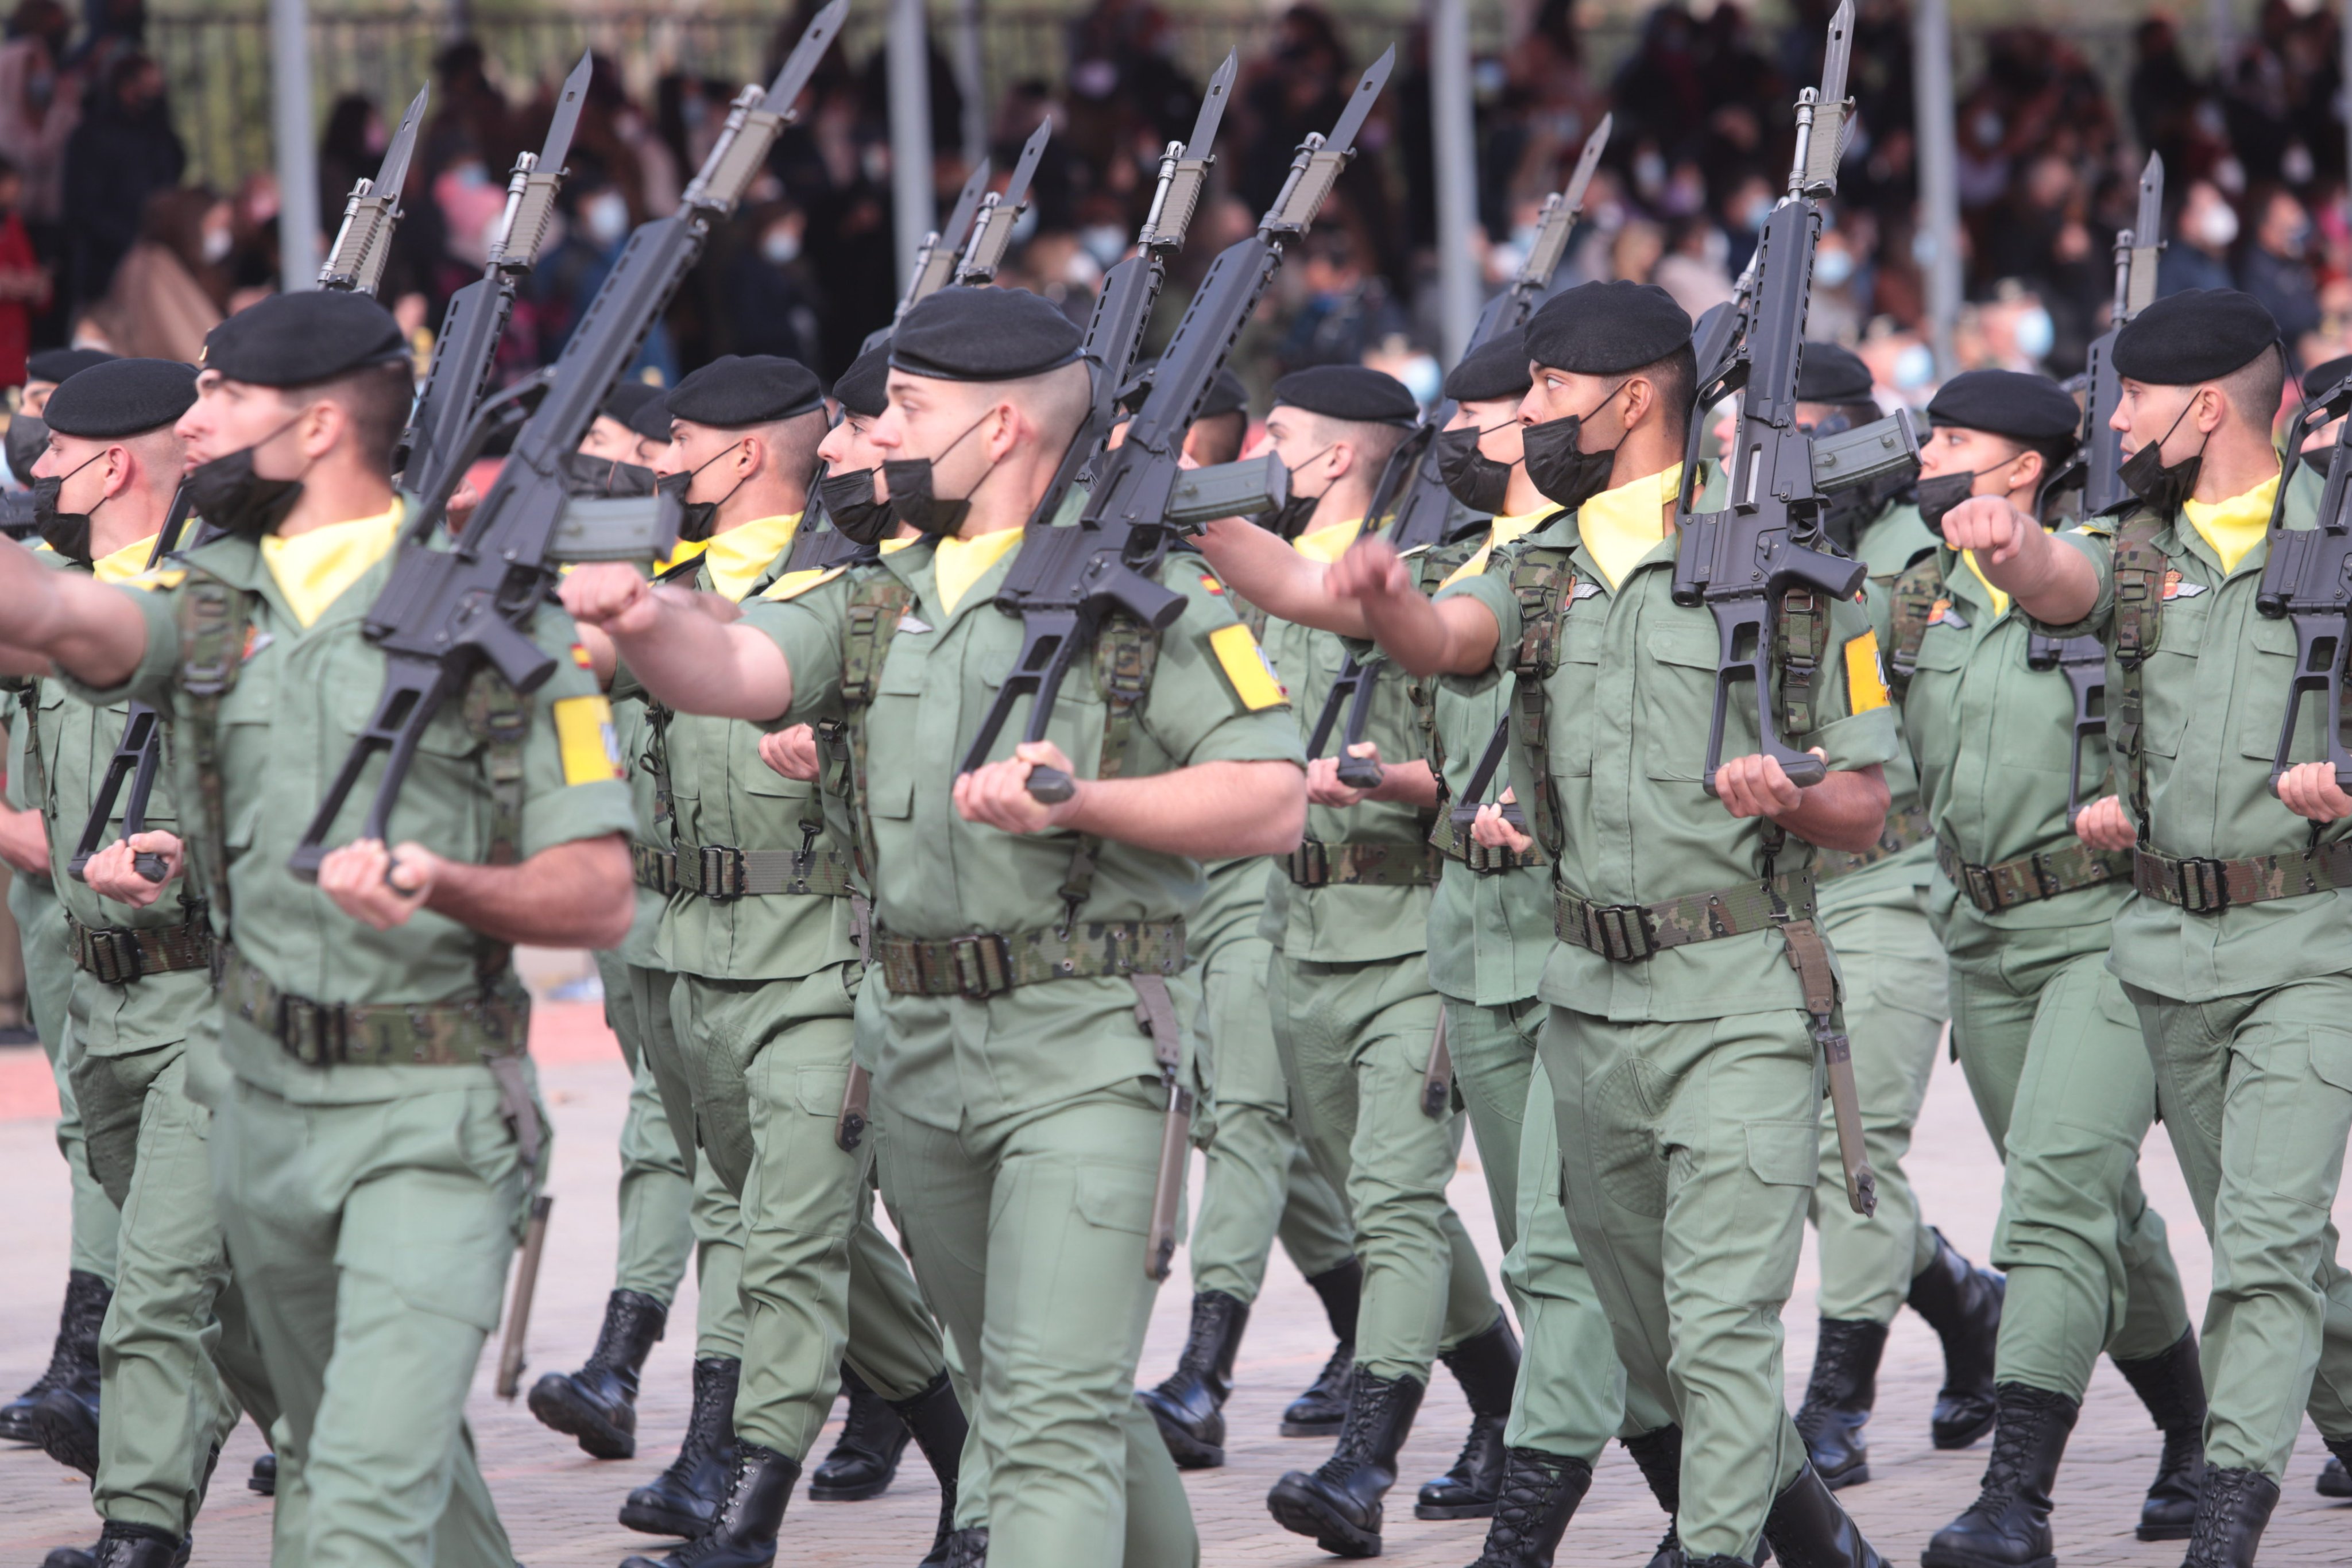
[954,0,987,168]
[1430,0,1479,366]
[271,0,319,289]
[888,0,935,285]
[1913,0,1961,377]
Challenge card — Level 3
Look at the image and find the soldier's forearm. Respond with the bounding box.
[1066,758,1306,860]
[0,563,148,690]
[427,834,633,949]
[1194,517,1372,638]
[1371,593,1498,680]
[611,594,794,722]
[1997,529,2099,628]
[1365,759,1440,808]
[1777,765,1891,857]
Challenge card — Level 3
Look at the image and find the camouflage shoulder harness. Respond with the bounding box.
[173,572,252,934]
[1503,542,1577,857]
[2108,510,2167,837]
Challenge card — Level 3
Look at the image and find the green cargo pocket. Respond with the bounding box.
[2308,1028,2352,1095]
[795,1065,850,1118]
[1744,1120,1820,1187]
[1074,1162,1156,1236]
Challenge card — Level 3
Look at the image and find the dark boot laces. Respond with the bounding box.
[1311,1378,1399,1482]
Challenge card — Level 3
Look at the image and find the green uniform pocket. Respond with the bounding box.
[1074,1162,1156,1236]
[1743,1118,1820,1186]
[2307,1028,2352,1095]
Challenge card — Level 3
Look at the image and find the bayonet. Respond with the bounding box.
[319,83,428,294]
[957,119,1051,284]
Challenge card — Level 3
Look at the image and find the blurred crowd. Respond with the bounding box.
[1,0,2350,420]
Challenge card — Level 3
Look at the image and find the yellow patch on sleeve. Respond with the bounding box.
[759,565,846,602]
[1208,622,1287,711]
[1844,629,1891,714]
[552,694,625,785]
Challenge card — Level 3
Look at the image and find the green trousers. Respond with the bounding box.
[11,872,115,1281]
[1189,934,1354,1303]
[2123,975,2352,1478]
[670,971,946,1457]
[1951,947,2189,1396]
[1448,996,1656,1458]
[1270,952,1498,1382]
[72,1041,278,1536]
[1810,884,1947,1322]
[883,1082,1197,1568]
[593,949,694,1307]
[212,1077,530,1568]
[1543,1004,1818,1562]
[627,962,747,1361]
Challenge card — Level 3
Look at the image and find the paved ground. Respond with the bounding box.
[2,998,2348,1566]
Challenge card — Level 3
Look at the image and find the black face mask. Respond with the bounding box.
[1522,382,1628,510]
[1434,423,1514,514]
[884,411,995,538]
[1252,442,1336,540]
[32,449,105,560]
[818,465,892,547]
[559,450,657,498]
[1913,467,1995,536]
[661,443,751,543]
[6,413,47,488]
[2117,396,2206,517]
[184,444,303,540]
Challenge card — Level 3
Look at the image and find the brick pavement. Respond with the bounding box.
[2,1005,2347,1566]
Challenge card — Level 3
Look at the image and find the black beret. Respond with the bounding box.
[664,354,823,428]
[2111,289,2280,385]
[625,390,671,444]
[41,358,198,439]
[832,344,892,419]
[2303,354,2352,400]
[891,287,1084,382]
[1796,340,1874,403]
[1198,366,1249,421]
[601,379,664,431]
[202,291,407,387]
[1269,365,1418,427]
[1442,331,1532,404]
[1525,281,1693,375]
[1924,370,2081,443]
[26,347,117,386]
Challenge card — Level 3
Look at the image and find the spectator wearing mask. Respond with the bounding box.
[716,201,822,365]
[2238,185,2320,363]
[59,49,181,315]
[2160,180,2238,297]
[532,162,674,385]
[0,0,79,242]
[80,185,229,362]
[0,154,49,385]
[1270,229,1409,378]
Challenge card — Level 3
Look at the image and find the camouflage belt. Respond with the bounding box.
[672,843,854,900]
[1283,841,1444,889]
[632,842,677,895]
[876,918,1187,1000]
[2130,841,2352,915]
[1554,872,1816,963]
[66,913,212,985]
[1815,806,1933,884]
[1428,812,1543,876]
[220,946,529,1068]
[1937,837,2130,914]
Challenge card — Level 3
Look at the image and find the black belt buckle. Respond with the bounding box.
[85,928,141,985]
[699,845,744,901]
[944,933,1013,999]
[2170,856,2230,914]
[277,994,350,1066]
[1289,842,1330,886]
[1583,901,1657,962]
[1961,862,2000,914]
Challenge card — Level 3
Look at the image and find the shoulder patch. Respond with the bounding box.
[1207,622,1287,712]
[552,694,625,785]
[759,565,846,602]
[1844,629,1891,714]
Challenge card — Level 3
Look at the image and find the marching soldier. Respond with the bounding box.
[0,288,639,1568]
[565,284,1306,1567]
[1785,342,2002,1488]
[1889,369,2204,1567]
[1941,287,2352,1567]
[1332,281,1897,1568]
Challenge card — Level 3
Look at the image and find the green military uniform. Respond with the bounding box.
[1894,542,2191,1395]
[24,530,281,1544]
[751,526,1302,1566]
[2040,462,2352,1485]
[1443,494,1899,1561]
[69,506,637,1568]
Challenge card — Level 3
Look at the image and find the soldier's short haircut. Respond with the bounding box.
[283,358,416,478]
[2216,344,2285,433]
[1639,343,1696,444]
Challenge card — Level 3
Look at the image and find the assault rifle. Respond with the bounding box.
[0,489,33,539]
[1312,115,1611,792]
[2254,369,2352,790]
[285,0,849,879]
[318,84,430,293]
[2025,632,2110,821]
[2079,154,2164,519]
[400,53,591,500]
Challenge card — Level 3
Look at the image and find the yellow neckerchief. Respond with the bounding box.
[935,525,1024,616]
[1440,508,1550,589]
[90,531,160,585]
[2180,471,2278,575]
[1293,516,1364,564]
[1579,462,1683,590]
[657,536,711,575]
[759,535,922,603]
[1961,550,2011,618]
[701,511,802,603]
[258,504,401,628]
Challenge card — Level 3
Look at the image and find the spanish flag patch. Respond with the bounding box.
[1208,622,1286,711]
[1844,629,1891,714]
[570,641,593,668]
[552,694,625,785]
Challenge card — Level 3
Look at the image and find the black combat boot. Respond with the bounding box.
[1463,1447,1591,1567]
[1284,1259,1361,1438]
[1794,1319,1888,1490]
[1908,1229,2003,1450]
[527,1288,666,1460]
[1762,1462,1889,1568]
[2179,1467,2278,1568]
[1920,1383,2078,1568]
[1418,1313,1520,1519]
[248,1451,276,1495]
[2321,1434,2352,1497]
[1266,1366,1426,1558]
[942,1527,988,1567]
[887,1369,968,1568]
[34,1374,103,1478]
[1621,1424,1685,1568]
[86,1524,189,1568]
[807,1365,910,1500]
[1138,1290,1250,1468]
[619,1357,740,1539]
[618,1445,799,1568]
[2112,1328,2206,1540]
[3,1271,110,1445]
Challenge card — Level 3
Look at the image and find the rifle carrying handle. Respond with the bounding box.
[1027,765,1076,804]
